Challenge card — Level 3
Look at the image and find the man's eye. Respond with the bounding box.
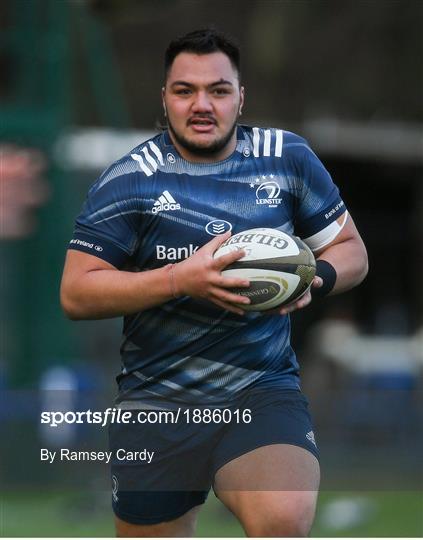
[213,88,230,95]
[175,89,191,95]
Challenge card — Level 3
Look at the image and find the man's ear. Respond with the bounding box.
[161,87,167,116]
[239,86,245,115]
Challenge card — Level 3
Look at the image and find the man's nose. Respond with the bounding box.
[191,91,213,112]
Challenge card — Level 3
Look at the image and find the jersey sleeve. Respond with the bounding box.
[293,140,348,252]
[69,159,142,268]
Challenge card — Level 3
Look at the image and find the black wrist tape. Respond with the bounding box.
[314,260,337,297]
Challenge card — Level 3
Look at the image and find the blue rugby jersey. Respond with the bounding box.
[69,126,347,405]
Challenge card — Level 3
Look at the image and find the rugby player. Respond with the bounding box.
[61,28,368,537]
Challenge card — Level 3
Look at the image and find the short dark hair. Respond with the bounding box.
[164,28,241,80]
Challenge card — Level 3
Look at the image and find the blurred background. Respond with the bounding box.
[1,0,422,536]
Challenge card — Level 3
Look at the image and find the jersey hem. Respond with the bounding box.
[213,439,320,479]
[115,379,301,410]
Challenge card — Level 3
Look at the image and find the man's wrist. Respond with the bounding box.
[166,264,181,298]
[314,260,337,297]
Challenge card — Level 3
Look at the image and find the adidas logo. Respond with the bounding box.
[152,190,181,214]
[306,431,317,447]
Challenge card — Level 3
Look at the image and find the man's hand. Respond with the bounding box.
[278,276,323,315]
[173,231,251,315]
[264,214,368,316]
[263,276,323,316]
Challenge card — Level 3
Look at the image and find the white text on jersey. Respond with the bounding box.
[156,244,199,260]
[152,191,181,214]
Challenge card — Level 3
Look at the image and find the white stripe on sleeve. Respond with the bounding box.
[275,129,283,157]
[131,153,153,176]
[252,127,260,157]
[303,211,349,251]
[148,141,164,165]
[263,130,271,156]
[141,147,158,171]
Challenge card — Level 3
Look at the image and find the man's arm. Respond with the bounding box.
[60,231,251,320]
[279,213,368,315]
[313,213,368,295]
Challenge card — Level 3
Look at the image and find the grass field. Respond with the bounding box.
[1,489,422,537]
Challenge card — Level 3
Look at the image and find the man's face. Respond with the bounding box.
[163,52,244,162]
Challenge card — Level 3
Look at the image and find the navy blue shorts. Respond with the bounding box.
[109,388,319,525]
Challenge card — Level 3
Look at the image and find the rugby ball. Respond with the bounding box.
[214,228,316,311]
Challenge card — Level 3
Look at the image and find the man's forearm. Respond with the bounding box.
[61,265,174,320]
[317,237,368,295]
[61,232,253,321]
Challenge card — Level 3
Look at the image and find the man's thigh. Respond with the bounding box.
[214,444,320,537]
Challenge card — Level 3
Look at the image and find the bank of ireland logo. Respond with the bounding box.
[205,219,232,236]
[250,176,282,208]
[112,475,119,502]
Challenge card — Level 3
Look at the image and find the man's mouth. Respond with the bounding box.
[188,116,217,132]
